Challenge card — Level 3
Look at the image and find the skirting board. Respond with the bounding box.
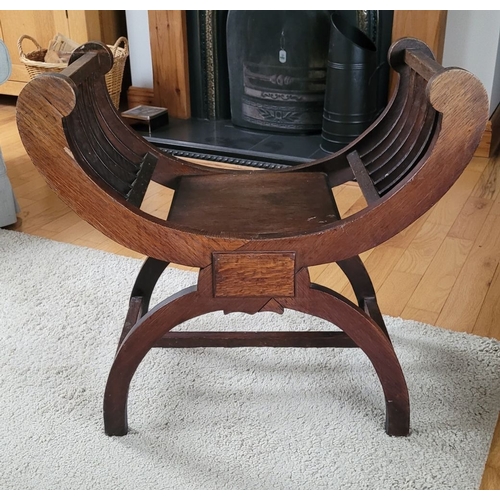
[489,102,500,156]
[478,102,500,158]
[127,86,154,110]
[476,121,492,158]
[126,85,497,159]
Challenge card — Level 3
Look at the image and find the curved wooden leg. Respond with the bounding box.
[280,270,410,436]
[104,285,221,436]
[105,266,270,436]
[119,257,170,346]
[337,256,388,336]
[337,256,376,307]
[131,257,170,312]
[105,265,408,437]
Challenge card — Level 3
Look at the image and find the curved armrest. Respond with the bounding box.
[17,39,489,270]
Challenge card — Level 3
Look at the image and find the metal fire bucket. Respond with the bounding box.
[320,14,378,152]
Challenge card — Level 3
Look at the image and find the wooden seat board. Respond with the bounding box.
[167,172,339,236]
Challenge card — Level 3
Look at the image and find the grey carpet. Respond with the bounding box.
[0,229,498,489]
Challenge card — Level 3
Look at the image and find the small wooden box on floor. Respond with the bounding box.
[121,105,168,135]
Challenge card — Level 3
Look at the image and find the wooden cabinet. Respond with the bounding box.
[0,10,125,96]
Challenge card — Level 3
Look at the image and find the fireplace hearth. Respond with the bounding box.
[144,117,329,169]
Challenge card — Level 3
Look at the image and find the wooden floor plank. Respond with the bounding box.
[437,215,500,333]
[334,184,364,217]
[466,156,489,173]
[473,262,500,340]
[394,220,449,275]
[46,219,97,244]
[448,197,493,240]
[17,202,72,232]
[426,169,483,227]
[313,262,350,292]
[381,212,431,250]
[471,153,500,200]
[308,263,328,283]
[490,197,500,216]
[341,192,368,218]
[376,270,422,317]
[400,306,439,325]
[405,236,473,314]
[341,246,405,303]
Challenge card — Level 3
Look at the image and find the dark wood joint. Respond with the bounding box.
[346,150,381,204]
[127,152,158,207]
[404,48,444,81]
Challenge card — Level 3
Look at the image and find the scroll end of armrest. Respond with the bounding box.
[17,73,77,120]
[427,68,489,120]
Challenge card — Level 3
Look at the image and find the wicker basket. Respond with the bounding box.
[18,35,129,109]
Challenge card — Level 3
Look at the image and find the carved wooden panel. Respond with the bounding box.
[213,252,296,297]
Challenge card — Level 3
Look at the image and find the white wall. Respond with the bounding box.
[442,10,500,116]
[125,10,153,88]
[126,10,500,115]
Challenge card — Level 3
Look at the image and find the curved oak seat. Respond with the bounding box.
[16,37,489,438]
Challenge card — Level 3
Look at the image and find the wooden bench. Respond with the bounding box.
[16,37,489,437]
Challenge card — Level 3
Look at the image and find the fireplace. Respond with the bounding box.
[226,11,331,134]
[142,10,394,169]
